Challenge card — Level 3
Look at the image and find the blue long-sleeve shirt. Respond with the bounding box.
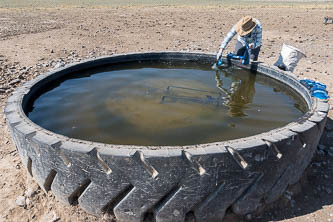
[220,18,262,49]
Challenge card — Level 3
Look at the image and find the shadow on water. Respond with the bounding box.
[250,117,333,221]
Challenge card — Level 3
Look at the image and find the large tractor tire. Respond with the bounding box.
[5,52,329,221]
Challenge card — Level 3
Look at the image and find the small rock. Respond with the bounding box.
[246,214,252,220]
[103,213,114,220]
[50,49,54,53]
[40,211,60,222]
[16,196,26,207]
[54,62,64,69]
[25,198,30,205]
[9,79,20,85]
[25,187,36,198]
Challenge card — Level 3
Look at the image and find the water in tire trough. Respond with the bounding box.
[27,61,307,146]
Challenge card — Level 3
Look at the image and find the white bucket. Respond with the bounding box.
[274,44,306,72]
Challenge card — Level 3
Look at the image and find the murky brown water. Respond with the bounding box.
[28,61,307,146]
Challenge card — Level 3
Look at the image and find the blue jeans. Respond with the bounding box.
[234,40,261,61]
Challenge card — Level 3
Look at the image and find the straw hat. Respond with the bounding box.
[236,16,257,36]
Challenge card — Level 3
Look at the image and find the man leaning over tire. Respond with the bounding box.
[217,16,262,62]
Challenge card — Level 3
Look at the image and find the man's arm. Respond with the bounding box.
[219,25,237,50]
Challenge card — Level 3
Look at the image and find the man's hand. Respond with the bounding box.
[249,43,255,49]
[217,48,224,61]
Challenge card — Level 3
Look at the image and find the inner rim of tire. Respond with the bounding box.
[22,53,311,147]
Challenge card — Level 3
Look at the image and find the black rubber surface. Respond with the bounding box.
[4,52,329,222]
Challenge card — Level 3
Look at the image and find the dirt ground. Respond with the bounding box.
[1,5,333,222]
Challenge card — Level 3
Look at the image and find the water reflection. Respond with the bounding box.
[28,61,305,146]
[161,85,225,107]
[215,69,256,117]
